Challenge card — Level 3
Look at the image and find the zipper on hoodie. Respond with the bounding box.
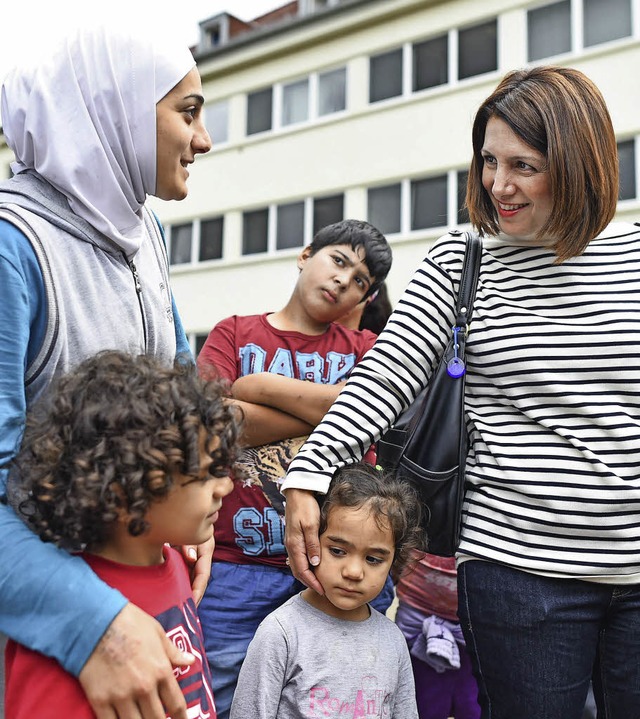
[127,256,148,351]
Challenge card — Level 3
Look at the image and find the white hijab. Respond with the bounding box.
[1,24,195,255]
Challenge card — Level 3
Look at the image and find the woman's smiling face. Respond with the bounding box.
[481,115,553,242]
[155,67,211,201]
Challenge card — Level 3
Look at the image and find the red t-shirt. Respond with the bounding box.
[197,313,376,567]
[396,552,459,621]
[5,547,216,719]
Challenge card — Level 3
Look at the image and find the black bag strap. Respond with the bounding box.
[453,230,482,331]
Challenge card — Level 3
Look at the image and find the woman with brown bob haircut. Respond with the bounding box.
[282,65,640,719]
[467,65,618,262]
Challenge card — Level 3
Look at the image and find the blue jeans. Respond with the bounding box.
[457,560,640,719]
[199,561,395,719]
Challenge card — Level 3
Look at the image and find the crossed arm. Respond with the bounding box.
[229,373,346,447]
[228,373,344,593]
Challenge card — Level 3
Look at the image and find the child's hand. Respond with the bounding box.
[178,536,215,605]
[284,488,324,594]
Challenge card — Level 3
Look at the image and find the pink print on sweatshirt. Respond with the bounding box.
[308,677,392,717]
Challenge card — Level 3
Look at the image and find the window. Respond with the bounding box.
[199,14,231,50]
[200,217,224,261]
[310,0,341,9]
[246,67,346,137]
[206,25,221,47]
[584,0,631,48]
[318,67,346,116]
[194,333,209,358]
[458,19,497,80]
[276,202,305,249]
[247,88,273,135]
[366,170,472,236]
[411,175,448,230]
[618,139,636,201]
[369,48,403,103]
[240,192,345,254]
[368,184,401,235]
[282,79,309,126]
[413,35,448,91]
[169,224,193,265]
[313,194,344,235]
[457,171,470,225]
[528,1,571,61]
[204,100,229,146]
[242,209,269,254]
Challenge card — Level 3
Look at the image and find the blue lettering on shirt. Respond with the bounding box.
[232,342,359,558]
[326,351,356,383]
[269,347,296,377]
[238,345,356,384]
[234,507,285,556]
[238,343,267,375]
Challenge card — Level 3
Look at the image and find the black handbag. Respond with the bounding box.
[377,230,482,556]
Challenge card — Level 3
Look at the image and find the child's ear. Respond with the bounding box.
[297,245,313,270]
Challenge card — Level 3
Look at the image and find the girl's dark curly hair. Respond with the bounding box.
[11,351,242,551]
[318,462,425,574]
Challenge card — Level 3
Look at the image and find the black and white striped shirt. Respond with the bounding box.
[282,223,640,582]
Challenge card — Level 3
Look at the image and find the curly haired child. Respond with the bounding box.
[5,350,242,719]
[230,462,424,719]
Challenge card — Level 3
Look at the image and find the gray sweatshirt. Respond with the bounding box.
[0,170,176,407]
[230,593,418,719]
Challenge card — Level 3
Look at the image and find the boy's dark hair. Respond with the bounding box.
[309,219,392,298]
[359,281,393,335]
[318,462,425,573]
[12,351,242,551]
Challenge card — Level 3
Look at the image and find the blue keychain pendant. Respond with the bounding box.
[447,325,466,378]
[447,356,466,378]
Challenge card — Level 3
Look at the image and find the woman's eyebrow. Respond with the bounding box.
[184,93,205,106]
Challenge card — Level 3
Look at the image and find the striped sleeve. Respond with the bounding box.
[282,233,467,493]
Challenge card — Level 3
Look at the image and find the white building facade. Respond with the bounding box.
[2,0,640,354]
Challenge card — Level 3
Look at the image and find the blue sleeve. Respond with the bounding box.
[0,219,127,676]
[0,503,127,675]
[173,292,194,364]
[0,219,44,492]
[149,209,194,364]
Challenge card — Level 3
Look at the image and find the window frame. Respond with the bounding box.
[199,216,225,262]
[457,18,498,81]
[525,0,633,62]
[367,169,472,236]
[168,222,194,266]
[246,65,347,138]
[246,87,274,136]
[204,99,230,147]
[369,47,404,104]
[241,193,346,257]
[527,0,572,62]
[618,136,638,202]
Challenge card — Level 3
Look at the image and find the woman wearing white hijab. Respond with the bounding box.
[0,23,211,719]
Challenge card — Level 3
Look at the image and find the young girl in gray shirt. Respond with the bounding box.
[230,462,423,719]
